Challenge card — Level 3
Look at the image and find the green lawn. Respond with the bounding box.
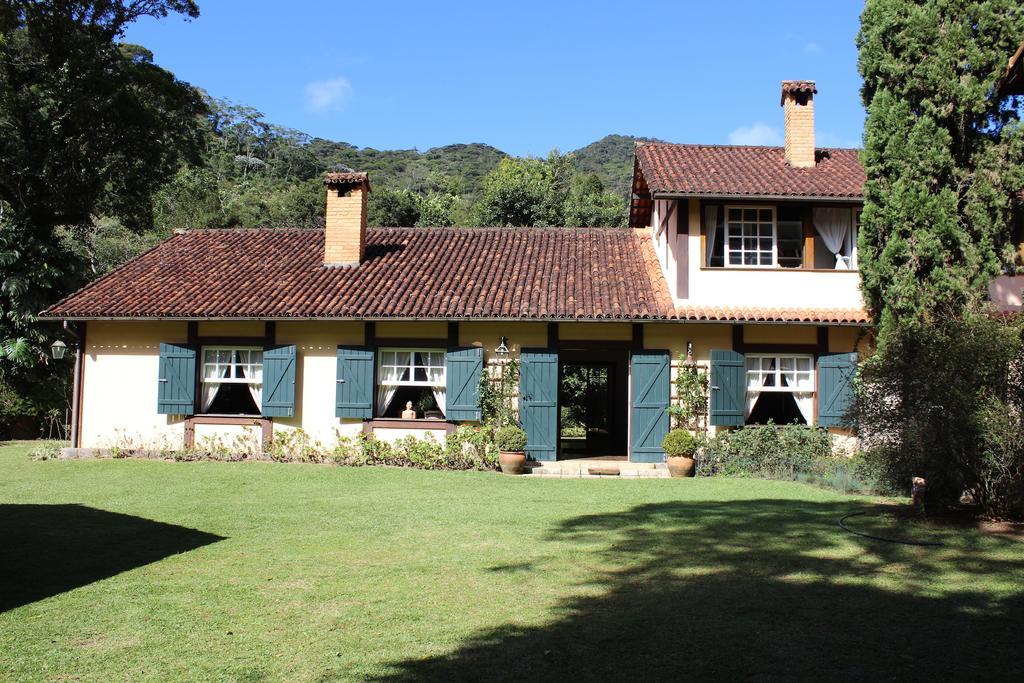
[1,442,1022,682]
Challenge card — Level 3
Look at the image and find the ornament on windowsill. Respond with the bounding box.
[401,401,417,420]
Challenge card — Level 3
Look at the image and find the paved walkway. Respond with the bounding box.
[524,459,671,478]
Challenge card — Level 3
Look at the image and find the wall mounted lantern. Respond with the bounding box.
[495,336,510,359]
[50,340,68,360]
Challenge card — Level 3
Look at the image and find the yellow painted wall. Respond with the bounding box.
[375,321,448,339]
[458,321,547,356]
[81,321,188,449]
[196,321,266,337]
[742,325,817,345]
[828,326,868,354]
[558,322,632,341]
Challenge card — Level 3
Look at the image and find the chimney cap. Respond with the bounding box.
[780,80,817,105]
[324,171,371,191]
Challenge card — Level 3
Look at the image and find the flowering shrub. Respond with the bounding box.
[55,425,500,472]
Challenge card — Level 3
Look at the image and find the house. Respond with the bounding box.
[992,41,1024,309]
[39,80,967,462]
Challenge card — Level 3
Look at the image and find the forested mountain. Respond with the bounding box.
[575,134,658,197]
[134,96,646,267]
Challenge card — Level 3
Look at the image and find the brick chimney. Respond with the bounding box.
[780,80,817,168]
[323,172,370,267]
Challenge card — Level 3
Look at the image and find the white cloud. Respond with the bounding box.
[727,122,783,146]
[817,130,861,149]
[304,77,352,114]
[803,42,823,54]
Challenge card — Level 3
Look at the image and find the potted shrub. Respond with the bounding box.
[663,428,699,478]
[495,425,528,475]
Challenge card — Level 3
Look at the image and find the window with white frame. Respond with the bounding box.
[201,347,263,414]
[726,206,776,267]
[377,349,447,419]
[744,354,814,425]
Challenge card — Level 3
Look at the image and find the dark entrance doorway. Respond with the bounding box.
[558,349,628,459]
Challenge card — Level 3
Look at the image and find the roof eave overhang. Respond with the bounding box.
[39,314,870,326]
[650,191,864,203]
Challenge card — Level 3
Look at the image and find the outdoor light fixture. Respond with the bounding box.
[495,336,510,359]
[683,341,696,368]
[50,339,68,360]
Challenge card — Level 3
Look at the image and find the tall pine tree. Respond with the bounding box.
[857,0,1024,334]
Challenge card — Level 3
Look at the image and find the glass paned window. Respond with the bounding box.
[202,348,263,384]
[745,355,814,392]
[200,347,263,415]
[379,349,445,386]
[726,206,775,267]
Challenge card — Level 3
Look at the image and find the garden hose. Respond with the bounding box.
[838,511,944,547]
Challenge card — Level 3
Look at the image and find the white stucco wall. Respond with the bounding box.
[81,321,188,450]
[658,198,867,311]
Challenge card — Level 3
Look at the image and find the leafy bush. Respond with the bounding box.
[667,361,709,432]
[70,426,500,472]
[698,423,833,479]
[856,314,1024,518]
[26,439,66,461]
[495,425,527,452]
[662,429,699,457]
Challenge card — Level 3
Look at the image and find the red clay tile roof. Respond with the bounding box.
[675,304,869,325]
[42,227,676,321]
[634,142,865,200]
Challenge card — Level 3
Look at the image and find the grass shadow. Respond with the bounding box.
[0,504,224,612]
[375,498,1024,681]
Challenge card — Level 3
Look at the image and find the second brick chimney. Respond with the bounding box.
[780,80,817,168]
[323,171,370,267]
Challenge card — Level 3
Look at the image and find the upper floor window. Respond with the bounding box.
[201,347,263,414]
[726,207,775,267]
[704,203,859,270]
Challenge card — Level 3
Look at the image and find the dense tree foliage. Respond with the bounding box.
[473,152,626,227]
[857,314,1024,518]
[856,0,1024,333]
[0,0,206,436]
[855,0,1024,518]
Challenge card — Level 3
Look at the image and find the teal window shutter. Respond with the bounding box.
[817,352,858,428]
[520,349,558,461]
[157,342,196,415]
[630,350,671,463]
[710,349,745,426]
[336,346,374,419]
[262,344,297,418]
[445,346,483,421]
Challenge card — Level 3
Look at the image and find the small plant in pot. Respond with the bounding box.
[495,425,528,475]
[663,428,699,478]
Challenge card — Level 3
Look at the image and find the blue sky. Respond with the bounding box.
[124,0,867,156]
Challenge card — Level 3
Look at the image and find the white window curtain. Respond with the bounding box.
[240,363,263,411]
[431,387,446,415]
[377,361,402,416]
[745,390,761,419]
[202,364,229,412]
[429,364,446,415]
[704,204,719,266]
[793,392,814,425]
[813,207,853,269]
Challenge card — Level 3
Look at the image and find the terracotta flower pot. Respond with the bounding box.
[667,455,695,478]
[499,451,527,475]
